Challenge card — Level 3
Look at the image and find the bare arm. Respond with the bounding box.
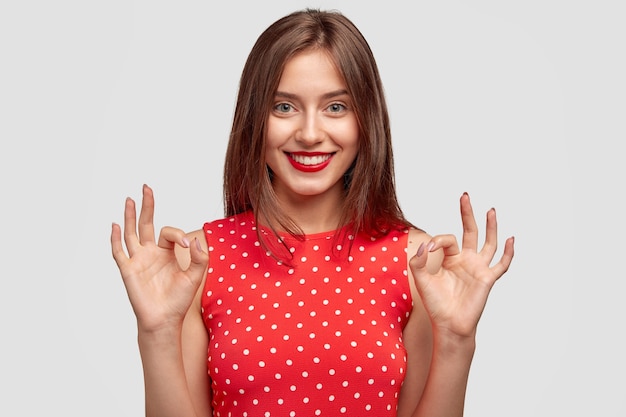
[397,229,439,417]
[401,194,515,417]
[111,185,212,417]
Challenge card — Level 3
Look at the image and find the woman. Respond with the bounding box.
[111,9,514,417]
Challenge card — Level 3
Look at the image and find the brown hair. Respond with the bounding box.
[223,8,414,252]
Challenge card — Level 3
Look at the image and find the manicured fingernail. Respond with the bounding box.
[427,241,436,252]
[416,242,425,257]
[182,237,190,248]
[195,238,202,251]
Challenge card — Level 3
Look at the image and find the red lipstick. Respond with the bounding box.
[287,152,334,173]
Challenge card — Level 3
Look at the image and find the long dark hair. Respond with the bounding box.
[223,9,414,257]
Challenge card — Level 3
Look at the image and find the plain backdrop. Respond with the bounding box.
[1,0,624,416]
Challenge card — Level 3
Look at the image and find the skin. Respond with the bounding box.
[111,50,515,417]
[265,49,360,233]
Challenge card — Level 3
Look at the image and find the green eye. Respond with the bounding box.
[328,103,346,113]
[275,103,293,112]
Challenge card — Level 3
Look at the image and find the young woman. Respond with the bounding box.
[111,9,514,417]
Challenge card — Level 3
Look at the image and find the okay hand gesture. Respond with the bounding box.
[409,193,515,339]
[111,185,208,333]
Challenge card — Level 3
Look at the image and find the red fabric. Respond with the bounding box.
[202,211,413,416]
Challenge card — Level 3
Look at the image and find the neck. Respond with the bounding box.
[272,185,346,235]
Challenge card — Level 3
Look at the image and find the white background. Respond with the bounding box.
[1,0,624,416]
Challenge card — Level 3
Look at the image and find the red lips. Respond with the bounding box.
[287,152,334,172]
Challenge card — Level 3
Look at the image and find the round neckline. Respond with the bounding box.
[240,210,350,241]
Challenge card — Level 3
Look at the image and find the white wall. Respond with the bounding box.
[1,0,623,415]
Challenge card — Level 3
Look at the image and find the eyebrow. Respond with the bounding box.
[274,89,350,101]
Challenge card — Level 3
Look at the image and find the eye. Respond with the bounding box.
[274,102,294,113]
[327,103,347,113]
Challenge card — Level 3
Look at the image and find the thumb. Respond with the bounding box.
[187,237,209,283]
[409,241,433,289]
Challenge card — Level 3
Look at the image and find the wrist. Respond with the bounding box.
[432,327,477,358]
[137,321,183,349]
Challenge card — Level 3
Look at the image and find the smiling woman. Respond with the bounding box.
[266,50,360,217]
[110,8,514,417]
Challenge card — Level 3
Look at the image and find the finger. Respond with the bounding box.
[479,207,498,260]
[490,236,515,280]
[157,226,190,251]
[138,184,156,245]
[460,192,479,252]
[427,234,460,258]
[122,196,140,255]
[111,222,128,269]
[187,237,209,285]
[408,241,431,291]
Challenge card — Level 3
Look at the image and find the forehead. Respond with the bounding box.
[277,50,346,93]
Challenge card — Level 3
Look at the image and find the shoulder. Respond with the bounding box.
[202,211,255,236]
[174,211,255,269]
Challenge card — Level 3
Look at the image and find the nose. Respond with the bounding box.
[295,113,324,145]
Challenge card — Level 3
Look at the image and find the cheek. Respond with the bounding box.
[266,118,292,145]
[338,123,360,153]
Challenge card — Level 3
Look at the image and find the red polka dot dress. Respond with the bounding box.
[201,212,413,416]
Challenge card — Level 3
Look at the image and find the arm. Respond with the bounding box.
[111,185,211,417]
[402,193,515,417]
[140,274,212,417]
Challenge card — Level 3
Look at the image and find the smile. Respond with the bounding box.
[287,152,334,172]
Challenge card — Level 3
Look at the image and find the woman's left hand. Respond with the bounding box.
[409,193,515,340]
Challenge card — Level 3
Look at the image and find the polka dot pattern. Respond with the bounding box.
[202,212,413,416]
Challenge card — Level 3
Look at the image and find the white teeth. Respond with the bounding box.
[290,154,331,165]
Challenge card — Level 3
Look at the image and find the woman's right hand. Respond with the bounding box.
[111,184,208,334]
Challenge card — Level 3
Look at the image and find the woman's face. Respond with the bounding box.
[265,49,359,203]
